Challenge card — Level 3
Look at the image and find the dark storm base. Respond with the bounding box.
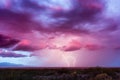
[0,67,120,80]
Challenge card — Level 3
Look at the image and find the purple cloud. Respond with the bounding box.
[84,44,104,51]
[14,45,40,51]
[0,34,19,48]
[0,48,27,57]
[0,0,106,34]
[61,40,82,51]
[114,46,120,50]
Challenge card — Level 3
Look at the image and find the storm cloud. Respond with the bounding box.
[0,0,109,34]
[0,51,27,57]
[0,0,120,67]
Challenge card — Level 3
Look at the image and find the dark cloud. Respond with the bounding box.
[84,44,104,51]
[114,46,120,50]
[14,45,40,51]
[0,0,119,35]
[0,34,40,51]
[0,34,19,48]
[0,51,27,57]
[61,40,82,51]
[45,0,105,33]
[0,9,41,33]
[0,0,106,34]
[20,0,45,10]
[62,45,81,51]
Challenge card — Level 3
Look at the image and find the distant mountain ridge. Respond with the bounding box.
[0,62,23,67]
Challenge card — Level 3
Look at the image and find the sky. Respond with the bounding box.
[0,0,120,67]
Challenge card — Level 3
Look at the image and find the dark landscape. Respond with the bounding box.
[0,67,120,80]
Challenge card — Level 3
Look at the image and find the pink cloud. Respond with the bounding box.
[61,40,82,51]
[84,44,104,51]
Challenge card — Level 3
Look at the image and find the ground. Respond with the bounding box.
[0,67,120,80]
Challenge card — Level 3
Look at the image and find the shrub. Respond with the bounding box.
[94,73,112,80]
